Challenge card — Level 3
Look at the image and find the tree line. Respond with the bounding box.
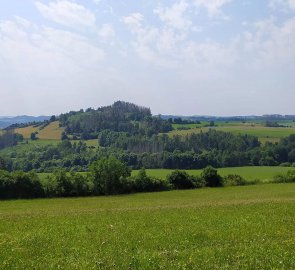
[1,156,294,199]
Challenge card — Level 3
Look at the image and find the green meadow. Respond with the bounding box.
[0,184,294,269]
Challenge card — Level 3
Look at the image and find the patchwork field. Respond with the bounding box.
[0,184,294,269]
[15,121,64,140]
[169,124,295,143]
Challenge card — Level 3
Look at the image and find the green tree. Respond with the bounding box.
[201,166,223,187]
[89,156,131,195]
[30,132,37,140]
[0,157,6,171]
[167,170,195,189]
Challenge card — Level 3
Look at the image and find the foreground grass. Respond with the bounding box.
[132,166,294,182]
[0,184,294,269]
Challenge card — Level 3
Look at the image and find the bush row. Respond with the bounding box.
[0,157,294,199]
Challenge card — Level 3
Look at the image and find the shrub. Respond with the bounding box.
[286,170,295,182]
[167,170,195,190]
[0,170,14,199]
[53,169,74,197]
[191,175,206,188]
[133,168,170,192]
[280,162,291,167]
[70,172,93,196]
[273,174,287,183]
[201,166,223,187]
[223,174,247,186]
[273,170,295,183]
[11,171,44,198]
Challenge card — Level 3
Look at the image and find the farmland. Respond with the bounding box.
[0,183,294,269]
[169,123,295,143]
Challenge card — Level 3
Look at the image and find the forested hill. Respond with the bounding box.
[59,101,172,139]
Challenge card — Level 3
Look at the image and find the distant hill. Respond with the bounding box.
[0,116,50,129]
[8,101,172,140]
[59,101,172,139]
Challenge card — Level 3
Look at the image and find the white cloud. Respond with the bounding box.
[35,0,96,28]
[0,16,107,114]
[99,23,115,41]
[154,0,192,31]
[244,18,295,66]
[123,5,295,74]
[289,0,295,9]
[269,0,295,11]
[194,0,232,17]
[122,13,144,29]
[0,17,104,69]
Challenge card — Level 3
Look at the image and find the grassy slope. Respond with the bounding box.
[15,121,64,140]
[0,184,294,269]
[0,139,60,156]
[132,166,294,182]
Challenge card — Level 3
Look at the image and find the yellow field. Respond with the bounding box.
[15,121,64,140]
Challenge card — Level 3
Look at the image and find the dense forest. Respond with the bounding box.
[59,101,172,139]
[0,131,295,172]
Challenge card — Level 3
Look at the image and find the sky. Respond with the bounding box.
[0,0,295,116]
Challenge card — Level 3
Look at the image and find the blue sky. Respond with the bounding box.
[0,0,295,116]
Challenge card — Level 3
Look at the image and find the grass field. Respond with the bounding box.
[0,139,60,156]
[168,125,295,143]
[15,121,64,140]
[0,184,294,269]
[132,166,294,182]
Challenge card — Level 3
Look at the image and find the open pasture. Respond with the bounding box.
[0,184,294,269]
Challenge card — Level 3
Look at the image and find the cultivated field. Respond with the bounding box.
[15,121,64,140]
[132,166,294,182]
[0,184,294,269]
[169,124,295,143]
